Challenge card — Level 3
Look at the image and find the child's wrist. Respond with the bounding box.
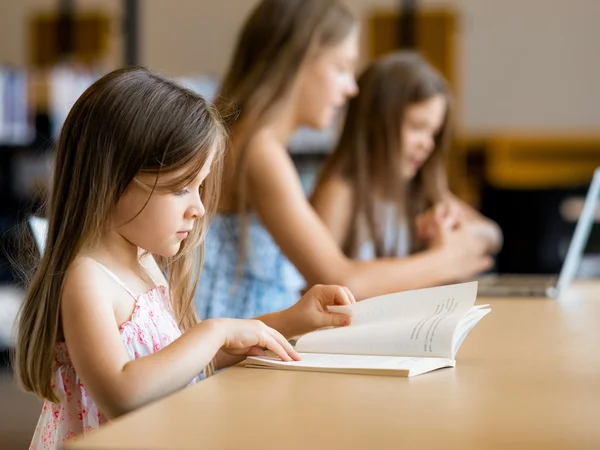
[259,309,297,340]
[197,318,229,347]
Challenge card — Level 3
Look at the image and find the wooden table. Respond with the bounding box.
[69,283,600,449]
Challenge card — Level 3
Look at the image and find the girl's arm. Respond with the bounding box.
[310,175,353,248]
[244,133,491,300]
[62,259,294,419]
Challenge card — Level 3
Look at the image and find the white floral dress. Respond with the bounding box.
[29,263,201,449]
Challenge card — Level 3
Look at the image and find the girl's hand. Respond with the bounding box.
[416,200,464,243]
[430,215,493,281]
[216,318,300,361]
[284,284,355,337]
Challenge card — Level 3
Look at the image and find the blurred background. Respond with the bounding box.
[1,0,599,447]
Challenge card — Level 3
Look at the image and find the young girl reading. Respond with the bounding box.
[311,51,502,264]
[15,67,354,449]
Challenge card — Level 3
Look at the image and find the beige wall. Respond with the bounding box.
[454,0,600,132]
[141,0,257,77]
[1,0,599,132]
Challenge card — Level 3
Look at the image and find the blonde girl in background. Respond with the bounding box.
[196,1,493,321]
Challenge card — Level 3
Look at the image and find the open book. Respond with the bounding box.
[246,282,490,377]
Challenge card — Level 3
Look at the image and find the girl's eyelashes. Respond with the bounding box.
[175,183,204,197]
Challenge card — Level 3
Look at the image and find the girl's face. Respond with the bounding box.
[295,27,360,130]
[113,154,214,257]
[400,94,447,181]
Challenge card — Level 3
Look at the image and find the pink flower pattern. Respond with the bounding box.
[29,285,201,450]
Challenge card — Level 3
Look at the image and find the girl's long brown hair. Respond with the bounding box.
[215,0,356,268]
[16,67,226,402]
[313,52,454,258]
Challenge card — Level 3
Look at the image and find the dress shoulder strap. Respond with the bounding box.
[95,262,139,300]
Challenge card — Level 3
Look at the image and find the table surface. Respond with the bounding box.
[69,282,600,450]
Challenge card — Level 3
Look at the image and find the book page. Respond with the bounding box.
[452,307,491,358]
[296,283,479,359]
[297,308,465,358]
[327,282,478,325]
[246,354,455,377]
